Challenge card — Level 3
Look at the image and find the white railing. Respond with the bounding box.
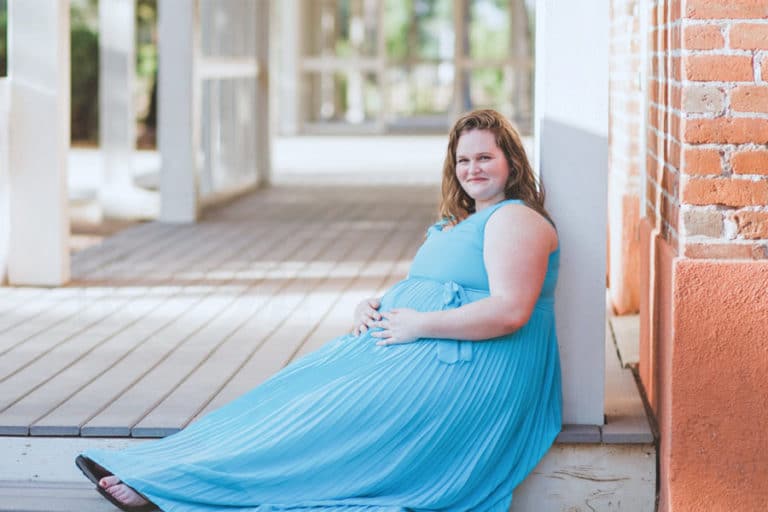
[196,0,265,205]
[158,0,270,222]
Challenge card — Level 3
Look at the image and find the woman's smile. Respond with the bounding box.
[455,130,510,210]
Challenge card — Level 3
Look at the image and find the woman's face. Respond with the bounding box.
[455,129,510,210]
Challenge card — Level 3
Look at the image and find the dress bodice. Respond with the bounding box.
[407,199,559,300]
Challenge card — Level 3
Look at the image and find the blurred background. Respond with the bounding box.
[1,0,534,144]
[0,0,535,248]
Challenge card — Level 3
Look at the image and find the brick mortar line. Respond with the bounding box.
[645,171,680,206]
[646,106,768,132]
[684,174,768,182]
[684,235,768,244]
[663,49,755,56]
[651,20,683,30]
[683,19,768,26]
[648,124,684,148]
[649,137,768,179]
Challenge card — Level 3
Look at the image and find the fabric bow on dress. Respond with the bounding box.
[436,280,473,364]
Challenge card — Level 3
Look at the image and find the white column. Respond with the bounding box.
[98,0,159,220]
[535,0,609,425]
[7,0,71,285]
[158,0,199,223]
[0,79,10,283]
[277,0,301,135]
[255,0,271,186]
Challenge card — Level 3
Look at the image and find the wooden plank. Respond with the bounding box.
[0,287,87,337]
[83,221,228,282]
[140,204,387,433]
[0,287,133,409]
[32,218,283,436]
[70,222,176,279]
[0,287,180,436]
[292,214,426,358]
[88,225,228,283]
[190,203,405,419]
[75,203,330,436]
[0,219,251,381]
[0,287,113,360]
[0,286,46,308]
[0,186,440,436]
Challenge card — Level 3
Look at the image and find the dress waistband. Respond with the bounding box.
[433,280,554,364]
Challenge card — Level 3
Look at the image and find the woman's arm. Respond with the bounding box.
[372,204,557,344]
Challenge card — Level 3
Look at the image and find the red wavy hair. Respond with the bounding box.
[439,109,552,226]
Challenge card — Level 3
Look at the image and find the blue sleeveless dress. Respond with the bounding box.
[82,199,562,512]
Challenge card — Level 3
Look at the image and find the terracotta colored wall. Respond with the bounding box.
[639,0,768,510]
[670,259,768,510]
[642,220,768,511]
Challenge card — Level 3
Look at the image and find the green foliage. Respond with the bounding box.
[136,0,157,138]
[0,0,7,77]
[384,0,411,60]
[469,0,509,60]
[70,21,99,143]
[136,0,157,79]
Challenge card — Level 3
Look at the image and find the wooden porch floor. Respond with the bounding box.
[0,185,439,437]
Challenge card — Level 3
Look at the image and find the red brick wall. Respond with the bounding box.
[640,1,768,510]
[647,0,684,251]
[647,0,768,258]
[608,0,643,313]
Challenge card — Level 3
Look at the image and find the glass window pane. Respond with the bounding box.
[464,67,533,134]
[200,77,258,197]
[468,0,510,60]
[200,0,257,58]
[302,71,381,124]
[0,0,6,77]
[303,0,380,58]
[385,0,453,62]
[388,63,452,117]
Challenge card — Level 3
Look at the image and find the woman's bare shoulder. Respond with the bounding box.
[486,203,558,252]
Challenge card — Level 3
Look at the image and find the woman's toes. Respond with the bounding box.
[107,483,150,506]
[99,475,120,488]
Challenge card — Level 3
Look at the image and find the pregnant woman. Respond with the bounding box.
[76,109,562,512]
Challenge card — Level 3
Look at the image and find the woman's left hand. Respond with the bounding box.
[370,308,424,345]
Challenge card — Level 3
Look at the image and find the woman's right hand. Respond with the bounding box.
[352,297,381,336]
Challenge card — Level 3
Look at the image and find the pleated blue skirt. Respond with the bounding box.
[83,277,562,511]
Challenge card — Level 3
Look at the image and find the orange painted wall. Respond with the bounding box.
[639,218,675,511]
[669,259,768,510]
[640,218,768,511]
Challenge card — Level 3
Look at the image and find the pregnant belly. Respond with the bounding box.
[379,277,487,313]
[377,277,489,365]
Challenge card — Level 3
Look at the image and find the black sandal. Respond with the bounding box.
[75,455,158,512]
[75,455,111,486]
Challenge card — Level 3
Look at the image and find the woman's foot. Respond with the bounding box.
[99,475,151,508]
